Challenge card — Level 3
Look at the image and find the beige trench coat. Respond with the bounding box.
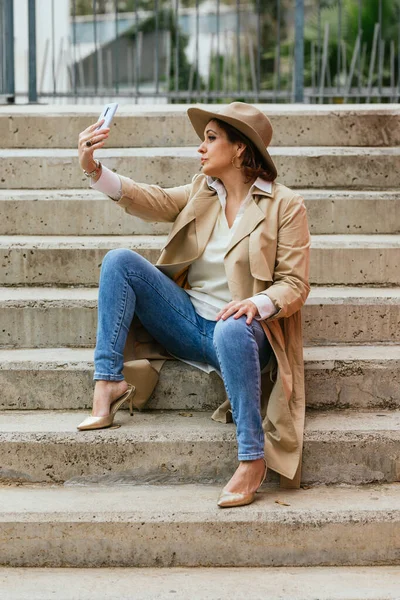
[115,172,311,488]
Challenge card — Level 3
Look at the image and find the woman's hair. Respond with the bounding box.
[211,118,276,183]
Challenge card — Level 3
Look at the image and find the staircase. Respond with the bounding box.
[0,104,400,598]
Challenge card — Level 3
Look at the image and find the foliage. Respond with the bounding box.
[303,0,400,90]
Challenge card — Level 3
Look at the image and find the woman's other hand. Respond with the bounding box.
[216,299,259,325]
[78,118,110,180]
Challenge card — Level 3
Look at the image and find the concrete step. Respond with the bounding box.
[1,482,400,567]
[0,346,399,412]
[0,409,400,485]
[1,234,399,286]
[1,287,399,348]
[1,189,400,236]
[1,147,399,189]
[2,567,400,600]
[1,103,399,148]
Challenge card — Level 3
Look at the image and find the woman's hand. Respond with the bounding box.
[216,299,259,325]
[78,118,110,174]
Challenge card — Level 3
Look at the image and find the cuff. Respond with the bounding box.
[90,164,122,201]
[250,293,278,320]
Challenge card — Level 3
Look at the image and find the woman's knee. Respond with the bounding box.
[100,248,140,273]
[213,315,250,350]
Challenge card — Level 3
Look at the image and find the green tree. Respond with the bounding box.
[304,0,400,93]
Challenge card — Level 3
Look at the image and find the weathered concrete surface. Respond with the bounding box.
[2,566,400,600]
[1,103,399,147]
[303,345,400,410]
[310,235,400,285]
[303,287,400,345]
[2,189,399,236]
[1,147,400,189]
[304,190,400,235]
[0,410,399,485]
[1,235,399,286]
[1,286,399,348]
[1,483,400,567]
[0,287,98,348]
[0,235,164,285]
[0,346,399,412]
[0,189,172,236]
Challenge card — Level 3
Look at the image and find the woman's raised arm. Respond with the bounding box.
[78,119,196,223]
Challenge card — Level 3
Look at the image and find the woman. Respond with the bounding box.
[77,102,311,507]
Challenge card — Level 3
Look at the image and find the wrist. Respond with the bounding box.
[83,159,102,179]
[86,160,97,172]
[91,162,102,182]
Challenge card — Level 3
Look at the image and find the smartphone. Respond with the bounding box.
[96,102,118,131]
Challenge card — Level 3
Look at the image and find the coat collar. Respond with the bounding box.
[205,175,273,201]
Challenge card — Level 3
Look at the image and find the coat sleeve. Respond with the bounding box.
[255,193,311,321]
[115,173,198,223]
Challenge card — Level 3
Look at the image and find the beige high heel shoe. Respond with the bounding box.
[77,384,136,431]
[217,458,267,508]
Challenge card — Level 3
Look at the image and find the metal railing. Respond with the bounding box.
[0,0,15,103]
[12,0,400,103]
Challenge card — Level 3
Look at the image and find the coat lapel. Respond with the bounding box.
[225,194,267,257]
[193,193,221,257]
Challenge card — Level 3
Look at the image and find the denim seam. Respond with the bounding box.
[109,277,130,374]
[250,324,266,452]
[213,340,238,424]
[93,372,125,381]
[238,452,265,460]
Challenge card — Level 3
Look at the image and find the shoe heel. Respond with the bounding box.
[128,385,136,416]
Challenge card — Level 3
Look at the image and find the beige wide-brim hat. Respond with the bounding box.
[187,101,277,180]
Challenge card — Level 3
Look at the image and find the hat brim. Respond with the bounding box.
[187,106,277,180]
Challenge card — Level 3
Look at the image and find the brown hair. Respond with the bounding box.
[211,118,276,183]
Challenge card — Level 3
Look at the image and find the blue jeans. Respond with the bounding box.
[94,249,272,461]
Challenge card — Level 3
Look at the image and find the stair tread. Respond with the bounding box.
[1,408,400,436]
[1,102,399,115]
[1,566,400,600]
[0,566,400,600]
[1,146,400,157]
[2,188,400,200]
[1,481,400,519]
[1,233,400,246]
[1,286,399,302]
[1,344,399,364]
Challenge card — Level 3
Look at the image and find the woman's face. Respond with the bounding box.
[197,120,243,178]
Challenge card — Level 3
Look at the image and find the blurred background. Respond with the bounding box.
[1,0,400,104]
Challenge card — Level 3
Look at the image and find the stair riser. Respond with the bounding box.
[1,153,399,189]
[1,520,399,567]
[1,199,171,236]
[0,246,160,286]
[1,360,399,411]
[1,302,398,347]
[2,197,399,235]
[307,198,400,235]
[1,246,399,286]
[1,434,399,485]
[303,303,400,345]
[2,110,400,148]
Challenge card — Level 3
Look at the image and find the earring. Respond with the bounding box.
[231,155,242,170]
